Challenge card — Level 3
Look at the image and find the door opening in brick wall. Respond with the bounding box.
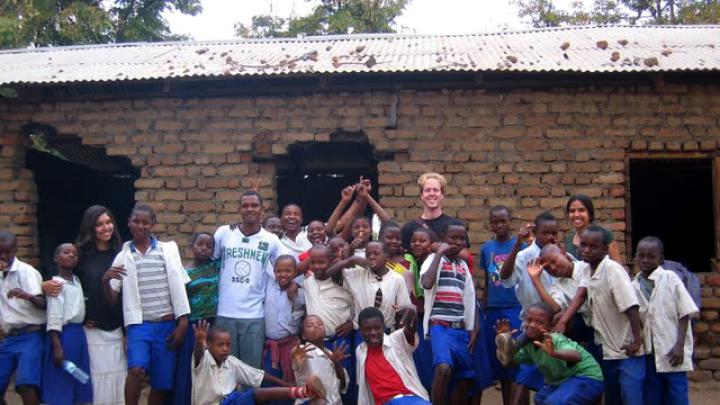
[629,158,715,273]
[24,125,139,273]
[275,134,379,223]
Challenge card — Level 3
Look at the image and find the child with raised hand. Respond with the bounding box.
[0,230,46,405]
[495,302,604,405]
[420,221,479,405]
[173,232,220,405]
[292,315,349,405]
[192,320,324,405]
[43,243,93,405]
[633,236,697,405]
[264,255,306,385]
[102,203,191,405]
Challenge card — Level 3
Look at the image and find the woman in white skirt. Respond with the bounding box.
[43,205,127,405]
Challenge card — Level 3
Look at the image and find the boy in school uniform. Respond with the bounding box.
[0,230,46,405]
[556,225,645,405]
[102,204,191,405]
[192,320,325,405]
[420,221,479,405]
[495,303,604,405]
[356,306,430,405]
[633,236,697,405]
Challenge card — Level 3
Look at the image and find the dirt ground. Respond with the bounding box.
[5,380,720,404]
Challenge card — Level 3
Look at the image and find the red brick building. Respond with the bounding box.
[1,25,719,378]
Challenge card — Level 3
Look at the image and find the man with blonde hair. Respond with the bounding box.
[400,172,458,250]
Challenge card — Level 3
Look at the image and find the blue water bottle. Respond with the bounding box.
[63,360,90,384]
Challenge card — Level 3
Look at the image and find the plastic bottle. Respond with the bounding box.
[63,360,90,384]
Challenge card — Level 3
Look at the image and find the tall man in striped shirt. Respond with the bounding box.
[420,221,479,405]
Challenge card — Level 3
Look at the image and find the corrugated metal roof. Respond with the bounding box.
[1,25,719,85]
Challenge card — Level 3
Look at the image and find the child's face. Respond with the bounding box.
[568,200,591,230]
[94,213,115,243]
[444,226,467,258]
[128,211,154,242]
[524,307,551,341]
[359,316,385,348]
[302,315,326,342]
[281,205,303,235]
[366,242,387,272]
[55,244,78,269]
[328,238,350,261]
[534,220,558,247]
[192,234,214,262]
[636,241,662,274]
[540,250,573,278]
[263,217,283,238]
[420,178,444,210]
[309,249,331,280]
[0,240,17,269]
[579,230,608,265]
[351,218,371,242]
[410,231,432,259]
[380,227,402,255]
[208,331,232,364]
[306,221,327,245]
[240,195,262,225]
[489,210,511,238]
[274,258,297,289]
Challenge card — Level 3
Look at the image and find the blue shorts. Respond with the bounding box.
[535,376,604,405]
[386,395,432,404]
[127,320,178,390]
[0,331,44,392]
[484,306,522,381]
[429,324,475,380]
[220,388,256,405]
[516,363,544,391]
[470,305,494,394]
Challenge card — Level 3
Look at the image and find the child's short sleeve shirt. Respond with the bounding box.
[480,238,522,308]
[514,333,603,385]
[192,349,264,405]
[0,258,45,332]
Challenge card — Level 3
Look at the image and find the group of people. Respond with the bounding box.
[0,171,701,405]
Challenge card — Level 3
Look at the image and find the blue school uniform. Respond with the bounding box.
[413,315,434,391]
[0,331,44,393]
[221,388,256,405]
[42,323,93,405]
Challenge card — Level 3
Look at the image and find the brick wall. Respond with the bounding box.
[0,82,719,376]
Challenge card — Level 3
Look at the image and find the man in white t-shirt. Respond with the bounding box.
[214,190,280,368]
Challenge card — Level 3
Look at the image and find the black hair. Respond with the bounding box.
[490,205,512,217]
[637,236,664,255]
[584,224,613,246]
[207,325,231,342]
[358,306,385,326]
[54,242,75,257]
[130,203,156,223]
[439,219,467,238]
[528,302,553,321]
[309,243,332,257]
[367,241,390,256]
[240,190,262,206]
[378,221,401,238]
[411,226,439,243]
[534,211,557,228]
[75,205,122,258]
[566,194,595,223]
[307,219,325,228]
[191,232,215,245]
[352,216,371,227]
[275,254,298,267]
[262,215,280,227]
[280,203,303,216]
[0,230,16,246]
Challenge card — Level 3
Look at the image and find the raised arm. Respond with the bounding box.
[527,259,561,314]
[325,186,355,236]
[499,224,534,280]
[421,244,450,290]
[325,256,366,279]
[401,307,418,345]
[193,320,209,368]
[357,184,391,224]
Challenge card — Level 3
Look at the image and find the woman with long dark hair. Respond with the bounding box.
[565,194,621,262]
[43,205,126,405]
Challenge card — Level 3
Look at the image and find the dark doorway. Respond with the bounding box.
[275,133,379,223]
[24,126,138,274]
[629,158,715,272]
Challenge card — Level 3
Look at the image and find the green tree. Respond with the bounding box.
[235,0,410,38]
[0,0,201,49]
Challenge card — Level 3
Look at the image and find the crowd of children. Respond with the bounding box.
[0,171,701,405]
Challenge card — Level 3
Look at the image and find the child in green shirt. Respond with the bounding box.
[496,302,603,405]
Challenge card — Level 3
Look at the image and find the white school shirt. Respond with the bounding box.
[580,256,645,360]
[548,261,591,319]
[343,266,411,329]
[302,272,353,337]
[111,240,191,327]
[191,349,264,405]
[214,226,279,319]
[356,330,430,405]
[293,343,348,405]
[420,253,476,339]
[264,279,306,340]
[501,242,555,319]
[633,267,698,373]
[278,231,312,261]
[0,258,45,332]
[46,275,86,332]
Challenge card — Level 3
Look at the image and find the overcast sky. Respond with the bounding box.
[166,0,578,41]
